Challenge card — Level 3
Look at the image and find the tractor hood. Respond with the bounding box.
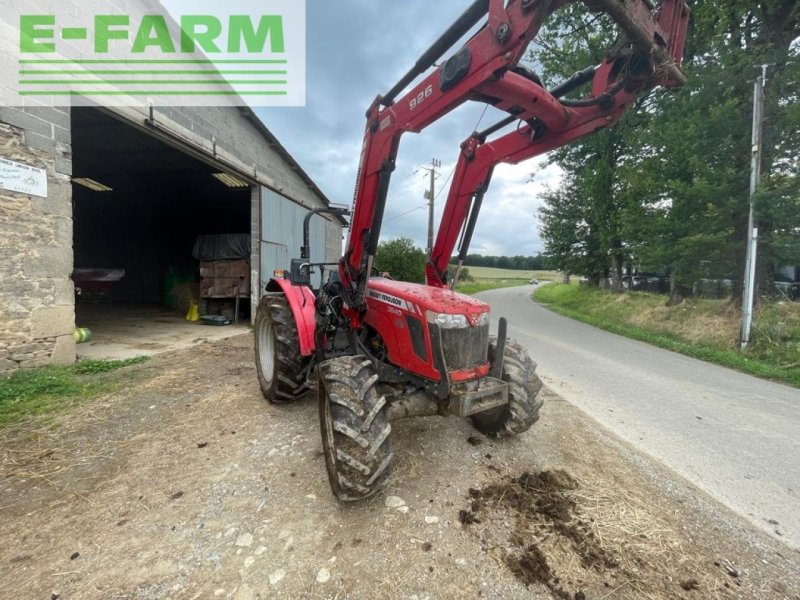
[366,278,489,324]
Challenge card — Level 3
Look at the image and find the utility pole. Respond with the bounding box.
[741,64,770,350]
[421,158,441,257]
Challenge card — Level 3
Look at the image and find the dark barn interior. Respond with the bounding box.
[71,107,251,307]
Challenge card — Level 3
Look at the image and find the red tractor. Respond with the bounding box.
[255,0,689,501]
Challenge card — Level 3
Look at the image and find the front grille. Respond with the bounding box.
[438,324,489,371]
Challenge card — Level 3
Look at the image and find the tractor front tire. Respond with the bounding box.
[470,339,543,436]
[254,293,309,403]
[319,356,393,501]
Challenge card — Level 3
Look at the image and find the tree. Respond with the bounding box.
[756,54,800,290]
[533,4,631,290]
[627,0,800,303]
[539,169,607,282]
[534,0,800,304]
[374,237,426,283]
[454,254,552,270]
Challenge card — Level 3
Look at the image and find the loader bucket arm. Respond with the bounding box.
[426,0,690,287]
[340,0,689,317]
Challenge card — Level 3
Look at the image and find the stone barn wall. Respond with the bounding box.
[0,108,76,374]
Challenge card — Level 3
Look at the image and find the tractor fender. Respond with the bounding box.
[265,278,317,357]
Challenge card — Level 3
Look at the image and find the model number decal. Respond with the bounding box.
[409,84,433,111]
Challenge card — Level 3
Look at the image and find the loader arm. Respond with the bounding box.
[426,0,690,287]
[340,0,689,319]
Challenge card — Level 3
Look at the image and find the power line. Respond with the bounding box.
[386,106,493,227]
[433,167,455,202]
[473,104,489,132]
[385,202,428,223]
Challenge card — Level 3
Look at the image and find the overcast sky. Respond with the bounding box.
[255,1,563,257]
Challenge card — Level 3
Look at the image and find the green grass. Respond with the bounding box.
[534,284,800,387]
[455,279,530,294]
[72,356,149,374]
[0,357,150,426]
[460,266,559,280]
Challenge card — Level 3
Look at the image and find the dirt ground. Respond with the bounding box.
[1,334,798,600]
[75,305,249,361]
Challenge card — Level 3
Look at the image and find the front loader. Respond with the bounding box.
[255,0,689,501]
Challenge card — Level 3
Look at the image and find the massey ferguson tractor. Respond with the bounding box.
[255,0,689,501]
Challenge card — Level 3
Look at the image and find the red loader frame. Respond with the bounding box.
[341,0,688,315]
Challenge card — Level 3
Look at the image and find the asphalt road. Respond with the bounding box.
[478,285,800,549]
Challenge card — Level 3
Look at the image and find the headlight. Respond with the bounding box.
[427,311,489,329]
[436,313,469,329]
[427,311,468,329]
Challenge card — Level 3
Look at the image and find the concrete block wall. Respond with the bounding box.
[0,107,76,376]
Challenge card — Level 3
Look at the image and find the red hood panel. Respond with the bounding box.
[366,278,489,320]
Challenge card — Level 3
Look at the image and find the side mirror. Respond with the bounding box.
[289,259,311,286]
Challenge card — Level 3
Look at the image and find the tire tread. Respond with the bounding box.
[254,294,309,403]
[319,356,393,501]
[470,338,543,437]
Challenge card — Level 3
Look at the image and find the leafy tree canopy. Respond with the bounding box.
[374,237,426,283]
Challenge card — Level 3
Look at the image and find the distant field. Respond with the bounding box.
[463,266,559,281]
[454,267,560,295]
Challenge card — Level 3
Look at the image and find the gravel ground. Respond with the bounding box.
[1,334,798,599]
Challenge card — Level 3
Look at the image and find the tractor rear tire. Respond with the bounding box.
[254,293,309,403]
[470,339,543,436]
[318,356,393,501]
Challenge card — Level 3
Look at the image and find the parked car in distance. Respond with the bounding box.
[774,274,800,301]
[530,277,539,285]
[622,274,670,294]
[693,277,735,299]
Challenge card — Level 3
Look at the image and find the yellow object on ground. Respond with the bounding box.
[185,301,200,322]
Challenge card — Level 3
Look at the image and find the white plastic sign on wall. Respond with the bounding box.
[0,157,48,198]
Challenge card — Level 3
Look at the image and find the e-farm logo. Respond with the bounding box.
[2,0,306,107]
[20,15,286,55]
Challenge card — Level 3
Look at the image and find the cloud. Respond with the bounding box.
[380,159,563,257]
